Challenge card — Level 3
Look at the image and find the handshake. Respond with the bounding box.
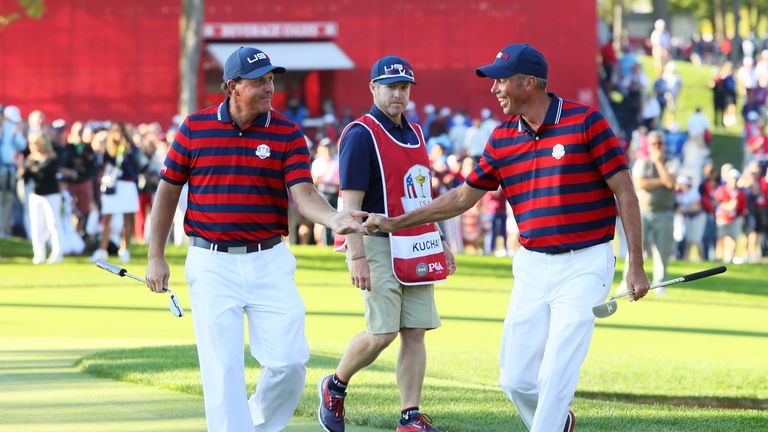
[331,210,397,235]
[362,213,395,235]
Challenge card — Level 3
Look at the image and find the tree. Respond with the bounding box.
[731,0,741,61]
[652,0,670,24]
[744,0,766,39]
[0,0,45,29]
[713,0,726,42]
[178,0,204,119]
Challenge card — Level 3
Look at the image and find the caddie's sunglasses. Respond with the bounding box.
[372,67,415,82]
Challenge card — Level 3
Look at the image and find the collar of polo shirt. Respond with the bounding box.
[217,98,272,128]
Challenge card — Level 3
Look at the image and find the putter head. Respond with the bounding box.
[168,291,185,318]
[592,300,618,318]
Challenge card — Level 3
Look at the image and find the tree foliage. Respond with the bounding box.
[0,0,45,29]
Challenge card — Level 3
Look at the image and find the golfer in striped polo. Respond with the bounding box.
[146,46,366,432]
[365,43,651,432]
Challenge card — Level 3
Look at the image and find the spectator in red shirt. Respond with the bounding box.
[714,167,748,263]
[698,162,719,261]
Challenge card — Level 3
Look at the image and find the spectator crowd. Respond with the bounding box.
[2,25,767,267]
[599,20,768,274]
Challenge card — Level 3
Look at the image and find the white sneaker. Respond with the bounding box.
[90,248,108,262]
[32,256,45,265]
[653,287,666,296]
[118,248,130,263]
[46,255,63,264]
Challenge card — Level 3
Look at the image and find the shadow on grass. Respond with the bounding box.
[0,302,179,315]
[77,344,767,432]
[4,300,766,339]
[577,391,768,410]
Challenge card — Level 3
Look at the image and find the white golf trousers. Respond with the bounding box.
[499,242,614,432]
[185,242,309,432]
[28,192,62,262]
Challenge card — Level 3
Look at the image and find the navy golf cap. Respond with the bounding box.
[370,55,416,85]
[223,46,286,81]
[475,44,548,79]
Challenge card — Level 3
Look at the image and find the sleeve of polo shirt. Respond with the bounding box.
[338,124,373,192]
[160,117,192,185]
[584,108,628,179]
[282,127,313,188]
[465,134,501,191]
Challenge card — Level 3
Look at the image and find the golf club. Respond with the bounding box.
[592,266,727,319]
[95,259,185,318]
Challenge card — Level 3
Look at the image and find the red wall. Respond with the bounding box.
[0,0,596,125]
[0,0,181,125]
[205,1,598,118]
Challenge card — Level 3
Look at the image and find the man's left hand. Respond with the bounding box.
[443,241,457,275]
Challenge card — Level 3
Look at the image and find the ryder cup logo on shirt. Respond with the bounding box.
[552,144,565,160]
[401,164,431,212]
[255,144,271,159]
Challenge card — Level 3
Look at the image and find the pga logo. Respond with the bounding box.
[247,52,268,63]
[416,261,445,277]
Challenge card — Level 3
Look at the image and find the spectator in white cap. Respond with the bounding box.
[674,173,706,261]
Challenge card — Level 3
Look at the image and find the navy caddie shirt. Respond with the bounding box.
[338,105,420,214]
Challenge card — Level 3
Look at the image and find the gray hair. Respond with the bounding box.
[517,74,547,90]
[221,78,242,96]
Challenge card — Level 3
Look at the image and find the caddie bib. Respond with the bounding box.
[335,114,447,285]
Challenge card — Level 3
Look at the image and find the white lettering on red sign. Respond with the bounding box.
[203,22,339,39]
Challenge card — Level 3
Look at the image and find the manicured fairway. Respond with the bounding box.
[1,238,766,431]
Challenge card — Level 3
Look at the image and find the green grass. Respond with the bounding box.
[2,239,766,431]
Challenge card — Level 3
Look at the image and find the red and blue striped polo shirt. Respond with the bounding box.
[160,99,312,245]
[466,94,628,253]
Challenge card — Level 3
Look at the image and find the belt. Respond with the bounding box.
[189,236,282,254]
[544,248,578,255]
[542,242,605,255]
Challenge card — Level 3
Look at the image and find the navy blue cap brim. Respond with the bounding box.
[238,65,286,80]
[475,64,513,79]
[372,76,416,85]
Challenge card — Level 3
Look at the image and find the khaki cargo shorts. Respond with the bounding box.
[361,236,441,334]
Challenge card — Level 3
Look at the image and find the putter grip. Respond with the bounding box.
[682,266,727,282]
[95,260,127,277]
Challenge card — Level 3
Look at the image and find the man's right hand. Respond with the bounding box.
[145,257,171,294]
[624,261,650,301]
[329,209,369,234]
[347,257,372,291]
